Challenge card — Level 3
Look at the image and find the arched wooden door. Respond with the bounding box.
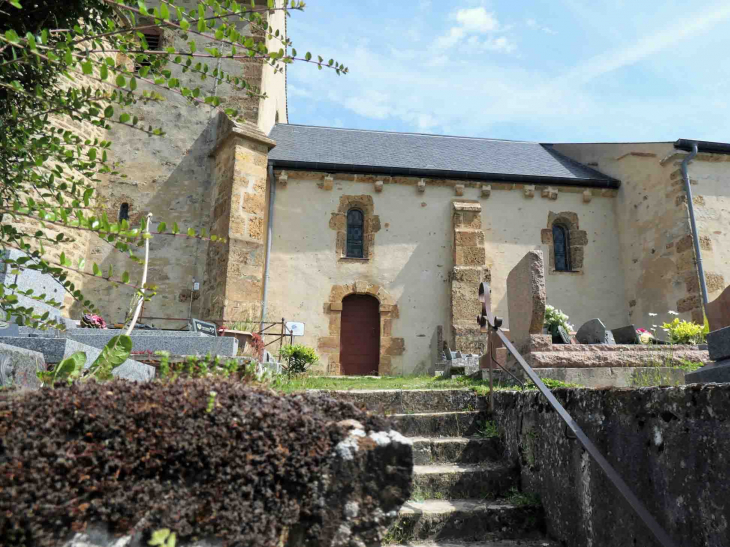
[340,294,380,375]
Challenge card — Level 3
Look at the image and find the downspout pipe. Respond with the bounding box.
[680,142,710,309]
[261,164,276,331]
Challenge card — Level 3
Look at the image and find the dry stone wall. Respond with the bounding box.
[493,384,730,547]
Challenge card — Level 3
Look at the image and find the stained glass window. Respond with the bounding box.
[553,224,570,271]
[346,209,364,258]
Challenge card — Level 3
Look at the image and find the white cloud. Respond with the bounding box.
[526,19,557,34]
[455,7,500,33]
[435,6,514,53]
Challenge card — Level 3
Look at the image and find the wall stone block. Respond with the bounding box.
[524,185,535,198]
[482,184,492,198]
[454,184,465,196]
[417,178,426,193]
[374,180,383,192]
[677,294,701,313]
[583,189,593,203]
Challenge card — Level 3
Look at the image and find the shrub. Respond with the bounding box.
[280,344,319,376]
[544,305,574,336]
[0,380,390,547]
[661,318,707,345]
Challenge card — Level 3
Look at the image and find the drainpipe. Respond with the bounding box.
[680,142,710,309]
[261,164,276,330]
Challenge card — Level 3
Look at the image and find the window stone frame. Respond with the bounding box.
[541,211,588,274]
[329,195,381,261]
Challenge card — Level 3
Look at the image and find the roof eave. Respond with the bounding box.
[674,139,730,155]
[267,160,621,189]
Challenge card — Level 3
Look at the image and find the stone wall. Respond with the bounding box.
[199,118,275,323]
[554,142,730,327]
[267,171,628,374]
[81,1,285,327]
[492,384,730,547]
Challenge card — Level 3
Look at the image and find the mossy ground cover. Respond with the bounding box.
[277,374,581,393]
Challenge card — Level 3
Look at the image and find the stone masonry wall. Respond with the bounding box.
[492,384,730,547]
[81,1,283,327]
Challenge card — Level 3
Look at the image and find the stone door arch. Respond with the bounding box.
[318,281,404,376]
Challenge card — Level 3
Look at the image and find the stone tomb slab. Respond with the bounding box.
[685,359,730,384]
[576,319,615,345]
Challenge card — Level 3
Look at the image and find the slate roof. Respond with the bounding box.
[268,124,619,188]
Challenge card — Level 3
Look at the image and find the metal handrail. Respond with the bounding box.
[477,282,678,547]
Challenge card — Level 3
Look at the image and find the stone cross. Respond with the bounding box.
[506,250,546,351]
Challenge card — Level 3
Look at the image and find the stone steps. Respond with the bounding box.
[392,499,546,543]
[391,411,488,437]
[326,389,484,414]
[411,437,503,465]
[392,540,558,547]
[413,463,517,499]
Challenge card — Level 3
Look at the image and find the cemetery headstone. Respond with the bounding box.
[191,318,218,337]
[0,343,44,390]
[686,326,730,384]
[555,325,572,344]
[506,250,546,350]
[576,319,616,345]
[611,325,641,345]
[706,285,730,332]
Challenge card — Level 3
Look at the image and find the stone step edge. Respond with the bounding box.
[399,499,526,515]
[392,411,483,418]
[413,463,509,475]
[410,436,497,443]
[389,541,557,547]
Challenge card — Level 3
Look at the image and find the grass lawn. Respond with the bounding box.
[277,374,579,393]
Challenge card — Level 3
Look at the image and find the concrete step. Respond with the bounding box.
[392,499,545,543]
[413,463,517,499]
[390,540,558,547]
[392,411,488,437]
[333,389,484,414]
[412,437,503,465]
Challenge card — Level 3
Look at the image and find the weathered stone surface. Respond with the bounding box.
[411,437,502,465]
[0,343,44,389]
[330,389,483,414]
[611,325,640,344]
[391,411,486,437]
[576,318,615,345]
[506,251,546,351]
[492,384,730,547]
[532,366,686,388]
[707,326,730,362]
[412,462,516,498]
[66,332,237,357]
[706,285,730,331]
[525,345,707,369]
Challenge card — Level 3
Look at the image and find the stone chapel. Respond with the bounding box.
[69,1,730,375]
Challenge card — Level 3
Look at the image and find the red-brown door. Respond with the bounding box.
[340,294,380,375]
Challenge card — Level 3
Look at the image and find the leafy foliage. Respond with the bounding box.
[661,318,707,345]
[36,333,133,385]
[279,343,318,376]
[0,0,345,329]
[543,304,574,336]
[0,380,388,547]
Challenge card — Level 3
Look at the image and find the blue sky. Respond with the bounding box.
[285,0,730,143]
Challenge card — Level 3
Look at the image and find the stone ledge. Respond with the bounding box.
[525,348,707,368]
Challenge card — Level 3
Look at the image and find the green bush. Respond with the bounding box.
[661,318,707,345]
[279,345,319,376]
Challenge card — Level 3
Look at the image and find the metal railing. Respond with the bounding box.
[477,282,678,547]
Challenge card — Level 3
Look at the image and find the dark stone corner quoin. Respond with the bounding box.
[0,380,413,547]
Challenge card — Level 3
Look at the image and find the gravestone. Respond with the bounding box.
[0,343,44,389]
[506,250,546,351]
[555,325,572,345]
[576,319,616,345]
[611,325,641,345]
[706,285,730,332]
[686,326,730,384]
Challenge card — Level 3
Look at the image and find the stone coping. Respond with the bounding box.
[535,344,706,353]
[526,348,707,369]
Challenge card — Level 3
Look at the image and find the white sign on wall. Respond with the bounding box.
[285,321,305,336]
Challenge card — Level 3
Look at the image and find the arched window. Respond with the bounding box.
[552,224,570,271]
[346,209,364,258]
[119,203,130,222]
